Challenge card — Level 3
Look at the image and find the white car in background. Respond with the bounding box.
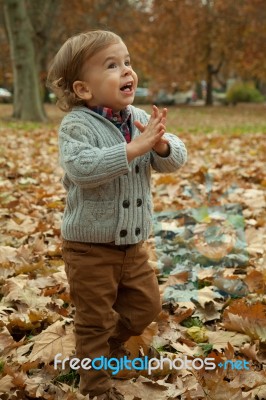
[0,88,12,103]
[154,89,197,106]
[134,87,151,104]
[174,89,197,104]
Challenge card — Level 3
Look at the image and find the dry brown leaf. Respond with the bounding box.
[246,384,266,399]
[0,246,23,264]
[6,216,38,235]
[155,314,182,344]
[7,311,45,334]
[223,312,266,341]
[155,174,179,185]
[194,225,236,261]
[170,341,200,357]
[244,270,265,294]
[240,342,266,363]
[245,227,265,255]
[126,322,158,359]
[193,295,223,322]
[206,330,250,351]
[193,286,224,309]
[3,275,50,308]
[230,370,266,390]
[10,370,27,389]
[25,375,70,398]
[114,374,188,400]
[223,299,266,341]
[10,342,36,365]
[29,320,75,363]
[206,381,250,400]
[0,326,16,355]
[242,189,266,209]
[173,306,194,324]
[0,374,14,393]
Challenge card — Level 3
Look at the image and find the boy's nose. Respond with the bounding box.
[123,66,132,76]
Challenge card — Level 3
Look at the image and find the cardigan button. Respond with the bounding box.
[120,230,127,237]
[135,227,141,235]
[136,198,142,207]
[122,200,130,208]
[135,165,139,173]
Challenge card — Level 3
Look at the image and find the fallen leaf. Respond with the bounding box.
[29,320,75,363]
[206,330,250,351]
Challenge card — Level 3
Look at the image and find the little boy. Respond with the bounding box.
[47,30,187,399]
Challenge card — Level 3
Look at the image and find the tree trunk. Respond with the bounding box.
[3,0,47,121]
[205,64,213,106]
[27,0,62,103]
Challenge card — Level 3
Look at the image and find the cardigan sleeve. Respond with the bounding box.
[150,132,187,173]
[59,121,130,188]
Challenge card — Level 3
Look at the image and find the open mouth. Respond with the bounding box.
[120,82,133,92]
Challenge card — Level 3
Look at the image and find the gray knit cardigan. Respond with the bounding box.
[59,105,187,244]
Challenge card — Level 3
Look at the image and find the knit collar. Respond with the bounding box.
[87,105,131,125]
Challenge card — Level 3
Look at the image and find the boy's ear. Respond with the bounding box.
[73,81,92,100]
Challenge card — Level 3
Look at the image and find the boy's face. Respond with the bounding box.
[74,40,138,112]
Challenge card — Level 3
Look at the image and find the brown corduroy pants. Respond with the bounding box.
[62,239,161,397]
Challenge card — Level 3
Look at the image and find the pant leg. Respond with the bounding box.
[62,240,123,397]
[109,241,162,347]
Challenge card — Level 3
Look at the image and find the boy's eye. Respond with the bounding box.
[108,63,117,69]
[107,60,131,69]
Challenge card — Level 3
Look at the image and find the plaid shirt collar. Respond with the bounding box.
[88,106,132,143]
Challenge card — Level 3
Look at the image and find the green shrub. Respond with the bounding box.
[226,82,265,104]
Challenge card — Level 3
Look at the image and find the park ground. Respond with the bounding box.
[0,103,265,399]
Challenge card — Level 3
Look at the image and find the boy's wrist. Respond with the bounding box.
[126,142,140,163]
[152,143,170,157]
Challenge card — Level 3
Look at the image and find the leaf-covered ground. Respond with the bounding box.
[0,104,265,399]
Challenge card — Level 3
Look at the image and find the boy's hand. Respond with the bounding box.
[150,107,170,156]
[126,106,169,162]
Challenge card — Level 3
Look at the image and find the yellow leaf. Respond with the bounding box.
[187,326,208,343]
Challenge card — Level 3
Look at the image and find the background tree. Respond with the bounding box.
[0,3,11,90]
[3,0,47,121]
[26,0,62,103]
[145,0,234,105]
[1,0,266,117]
[231,0,266,82]
[1,0,146,120]
[145,0,266,105]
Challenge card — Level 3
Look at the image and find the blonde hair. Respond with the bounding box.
[46,30,122,112]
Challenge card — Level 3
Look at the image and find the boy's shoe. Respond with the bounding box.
[147,345,160,359]
[109,343,130,359]
[108,342,137,379]
[93,387,125,400]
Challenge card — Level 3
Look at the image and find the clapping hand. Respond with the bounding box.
[134,105,170,157]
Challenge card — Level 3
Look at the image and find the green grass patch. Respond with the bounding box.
[181,317,203,328]
[0,359,5,373]
[55,369,80,386]
[141,103,266,135]
[0,103,266,135]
